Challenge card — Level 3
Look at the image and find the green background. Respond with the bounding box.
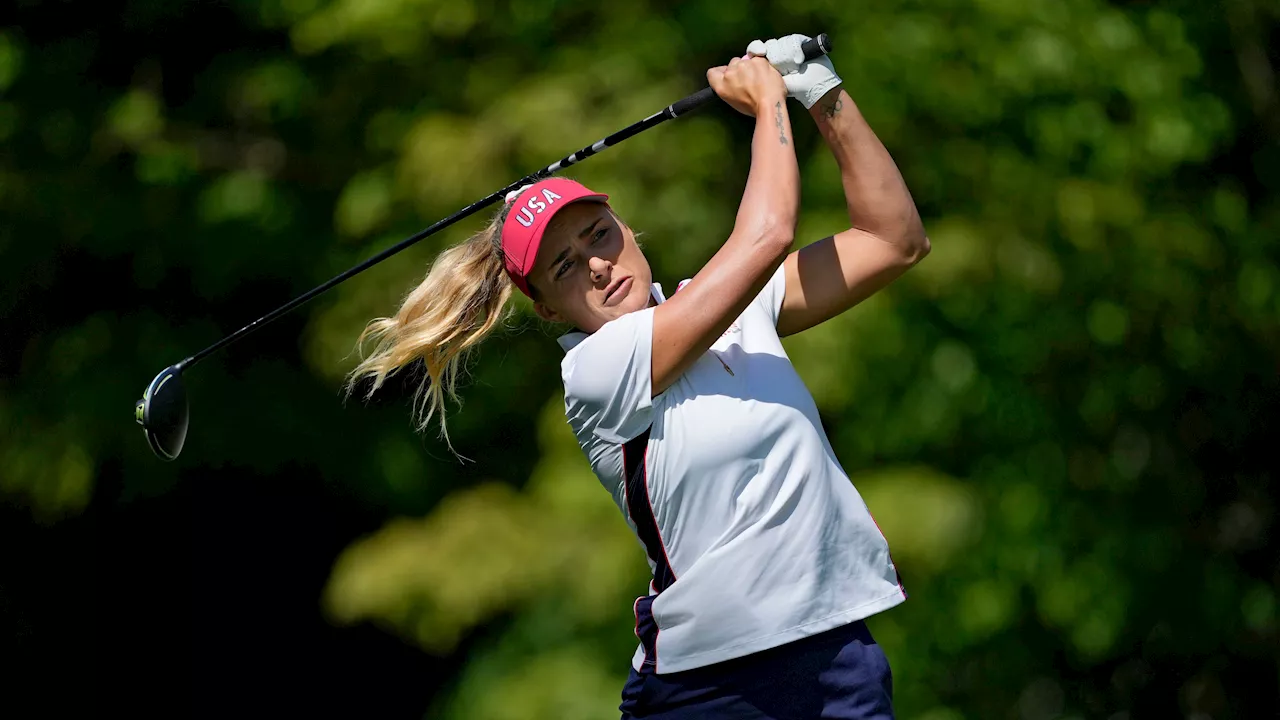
[2,0,1277,717]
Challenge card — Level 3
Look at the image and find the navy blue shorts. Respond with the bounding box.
[618,620,894,719]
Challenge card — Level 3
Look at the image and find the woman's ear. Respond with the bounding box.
[533,301,564,324]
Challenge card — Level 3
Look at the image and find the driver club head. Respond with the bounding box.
[135,364,190,461]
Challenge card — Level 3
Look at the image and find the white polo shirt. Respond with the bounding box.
[558,265,906,674]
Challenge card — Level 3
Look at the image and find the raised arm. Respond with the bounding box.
[651,56,799,394]
[775,84,930,337]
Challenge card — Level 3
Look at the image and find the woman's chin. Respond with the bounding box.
[590,283,650,326]
[622,285,653,313]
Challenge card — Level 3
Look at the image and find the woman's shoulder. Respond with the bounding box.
[558,306,657,407]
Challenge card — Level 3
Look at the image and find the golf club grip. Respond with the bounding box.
[802,33,832,60]
[669,87,718,117]
[669,33,831,118]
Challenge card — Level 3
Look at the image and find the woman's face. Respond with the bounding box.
[528,201,653,333]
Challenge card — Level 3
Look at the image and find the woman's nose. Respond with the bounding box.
[589,257,611,283]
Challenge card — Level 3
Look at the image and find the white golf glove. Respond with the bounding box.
[746,34,842,109]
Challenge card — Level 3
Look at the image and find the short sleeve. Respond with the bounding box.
[561,307,656,444]
[752,262,788,327]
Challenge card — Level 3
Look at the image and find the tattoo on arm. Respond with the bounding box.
[822,97,843,120]
[774,101,788,146]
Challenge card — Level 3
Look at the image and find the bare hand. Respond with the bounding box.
[706,55,788,117]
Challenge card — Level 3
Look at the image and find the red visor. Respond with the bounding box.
[500,177,609,298]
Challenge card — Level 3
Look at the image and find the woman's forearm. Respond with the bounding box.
[733,98,801,247]
[810,87,926,252]
[649,89,799,395]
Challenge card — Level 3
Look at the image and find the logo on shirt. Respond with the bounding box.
[675,279,740,339]
[514,188,564,228]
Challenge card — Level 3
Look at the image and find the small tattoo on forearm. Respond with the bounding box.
[775,101,788,145]
[822,98,843,120]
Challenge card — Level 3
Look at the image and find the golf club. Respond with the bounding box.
[135,34,833,461]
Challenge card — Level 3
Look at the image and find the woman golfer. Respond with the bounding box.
[350,34,929,719]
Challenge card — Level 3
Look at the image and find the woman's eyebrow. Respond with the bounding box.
[547,246,570,275]
[578,218,602,239]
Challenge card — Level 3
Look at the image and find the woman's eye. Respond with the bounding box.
[592,228,607,243]
[556,259,573,279]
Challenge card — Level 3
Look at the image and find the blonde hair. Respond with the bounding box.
[345,204,516,451]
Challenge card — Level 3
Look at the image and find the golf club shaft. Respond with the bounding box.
[179,34,831,371]
[178,103,686,370]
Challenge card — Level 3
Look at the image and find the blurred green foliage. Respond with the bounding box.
[2,0,1278,717]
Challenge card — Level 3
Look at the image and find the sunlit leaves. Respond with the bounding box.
[0,32,23,92]
[1087,300,1130,346]
[290,0,478,56]
[853,466,981,574]
[397,113,511,212]
[232,60,316,123]
[323,481,557,652]
[0,410,95,522]
[1241,584,1277,633]
[437,643,628,720]
[324,396,646,657]
[107,90,165,148]
[335,168,395,238]
[135,141,200,186]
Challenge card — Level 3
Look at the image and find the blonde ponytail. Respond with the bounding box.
[346,208,514,451]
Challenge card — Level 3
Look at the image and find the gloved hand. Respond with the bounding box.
[746,34,842,109]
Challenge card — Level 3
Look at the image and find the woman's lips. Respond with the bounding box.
[604,276,633,307]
